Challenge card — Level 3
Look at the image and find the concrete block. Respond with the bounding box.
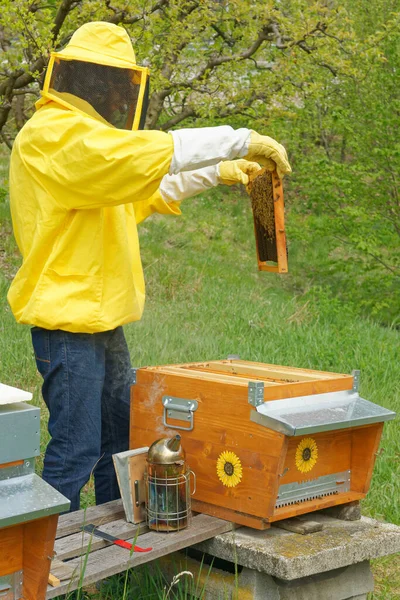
[195,513,400,581]
[274,561,374,599]
[154,553,374,600]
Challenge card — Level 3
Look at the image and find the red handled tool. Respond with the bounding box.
[82,524,152,553]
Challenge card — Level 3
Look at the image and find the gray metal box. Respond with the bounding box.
[0,402,40,463]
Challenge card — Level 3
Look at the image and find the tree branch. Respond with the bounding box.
[160,107,196,130]
[53,0,81,43]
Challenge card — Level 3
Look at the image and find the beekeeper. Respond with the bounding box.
[7,22,291,512]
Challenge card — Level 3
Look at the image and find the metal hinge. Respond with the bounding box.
[162,396,198,431]
[248,381,264,407]
[352,369,360,393]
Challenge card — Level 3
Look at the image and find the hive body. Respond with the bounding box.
[130,360,393,529]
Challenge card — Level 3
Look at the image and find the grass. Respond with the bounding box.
[0,170,399,597]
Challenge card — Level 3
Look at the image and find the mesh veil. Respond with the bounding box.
[49,60,147,130]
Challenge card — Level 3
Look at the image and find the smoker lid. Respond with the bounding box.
[0,383,32,405]
[251,390,396,436]
[148,435,186,464]
[0,473,70,528]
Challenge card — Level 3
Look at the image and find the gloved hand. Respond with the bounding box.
[244,131,292,179]
[218,159,262,186]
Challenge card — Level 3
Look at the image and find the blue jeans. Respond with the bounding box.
[31,326,132,512]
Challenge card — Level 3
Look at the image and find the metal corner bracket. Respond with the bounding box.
[248,381,264,407]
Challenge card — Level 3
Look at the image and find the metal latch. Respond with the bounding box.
[248,381,264,407]
[162,396,198,431]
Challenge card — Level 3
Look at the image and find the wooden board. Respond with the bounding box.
[280,429,352,485]
[0,523,23,575]
[0,516,58,600]
[138,359,354,402]
[45,499,233,599]
[23,514,59,600]
[129,451,147,523]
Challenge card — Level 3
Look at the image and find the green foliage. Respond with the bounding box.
[1,184,399,597]
[0,0,367,135]
[267,1,400,325]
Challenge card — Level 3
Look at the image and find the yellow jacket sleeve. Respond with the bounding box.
[19,103,174,210]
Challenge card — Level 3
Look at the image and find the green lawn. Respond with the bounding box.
[0,177,399,598]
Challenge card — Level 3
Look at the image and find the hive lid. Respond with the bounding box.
[0,383,32,405]
[251,390,396,436]
[0,473,70,527]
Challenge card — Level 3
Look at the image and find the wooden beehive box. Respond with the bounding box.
[130,360,395,530]
[0,386,69,599]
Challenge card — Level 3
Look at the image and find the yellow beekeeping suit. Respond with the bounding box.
[7,22,180,333]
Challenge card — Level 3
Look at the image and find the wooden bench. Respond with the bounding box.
[46,500,400,599]
[45,499,233,598]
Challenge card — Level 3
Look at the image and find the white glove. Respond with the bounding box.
[169,126,251,174]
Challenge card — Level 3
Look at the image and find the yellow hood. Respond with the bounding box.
[53,21,137,68]
[36,22,149,124]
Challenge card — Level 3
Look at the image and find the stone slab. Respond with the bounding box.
[194,513,400,581]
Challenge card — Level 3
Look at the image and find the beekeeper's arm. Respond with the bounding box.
[134,160,261,225]
[30,114,289,211]
[170,127,291,180]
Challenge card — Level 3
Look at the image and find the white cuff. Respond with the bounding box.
[159,165,220,203]
[169,126,251,175]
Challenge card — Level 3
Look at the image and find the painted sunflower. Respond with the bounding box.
[295,437,318,473]
[216,451,243,488]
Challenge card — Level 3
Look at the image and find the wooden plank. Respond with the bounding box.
[177,365,282,383]
[47,573,60,588]
[279,428,352,485]
[49,558,75,582]
[192,500,270,530]
[151,366,257,386]
[230,360,350,380]
[274,517,323,534]
[129,451,147,523]
[272,171,288,273]
[139,363,353,400]
[54,519,148,561]
[0,523,23,575]
[46,514,233,599]
[351,423,384,494]
[145,359,350,382]
[56,499,125,538]
[261,378,354,402]
[23,514,58,600]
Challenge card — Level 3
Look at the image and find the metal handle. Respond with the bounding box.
[189,470,197,496]
[162,396,198,431]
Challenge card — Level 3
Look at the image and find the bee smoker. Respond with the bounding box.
[145,434,195,532]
